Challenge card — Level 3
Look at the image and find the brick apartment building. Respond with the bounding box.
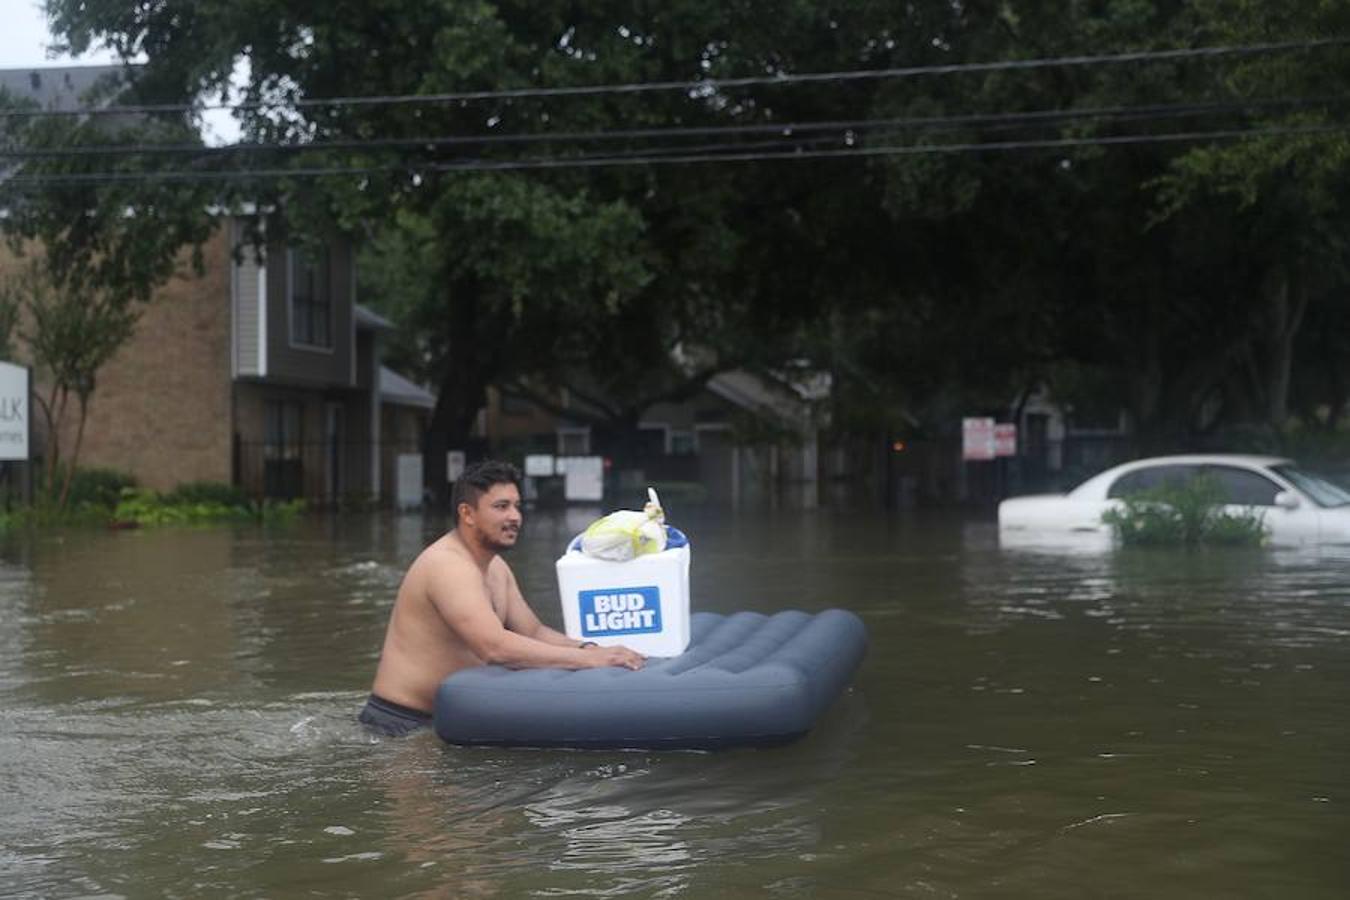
[1,64,433,505]
[0,219,433,504]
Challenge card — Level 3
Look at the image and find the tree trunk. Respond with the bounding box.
[33,389,58,504]
[57,393,91,511]
[1261,267,1308,435]
[424,277,490,508]
[1128,296,1166,453]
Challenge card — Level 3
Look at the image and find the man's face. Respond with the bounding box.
[462,482,523,551]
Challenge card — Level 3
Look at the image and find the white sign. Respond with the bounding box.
[446,450,466,482]
[962,417,995,461]
[395,453,423,509]
[561,455,604,502]
[994,423,1017,458]
[0,362,29,461]
[524,454,556,477]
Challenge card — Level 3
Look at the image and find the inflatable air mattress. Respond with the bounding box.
[434,608,867,749]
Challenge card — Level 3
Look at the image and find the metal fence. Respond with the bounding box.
[234,439,393,503]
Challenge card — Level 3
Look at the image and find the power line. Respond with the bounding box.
[1,122,1342,187]
[3,96,1342,160]
[0,38,1345,120]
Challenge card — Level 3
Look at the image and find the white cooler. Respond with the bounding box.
[556,527,691,657]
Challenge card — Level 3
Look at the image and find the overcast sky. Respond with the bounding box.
[0,1,239,143]
[0,1,121,68]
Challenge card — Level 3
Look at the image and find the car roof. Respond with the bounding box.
[1108,453,1293,469]
[1068,453,1296,497]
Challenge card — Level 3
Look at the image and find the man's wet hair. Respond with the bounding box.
[452,459,523,520]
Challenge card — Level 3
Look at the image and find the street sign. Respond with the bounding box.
[994,423,1018,458]
[562,455,604,501]
[0,361,30,461]
[524,454,555,477]
[446,450,466,482]
[962,417,996,461]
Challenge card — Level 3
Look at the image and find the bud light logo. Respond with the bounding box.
[579,586,662,636]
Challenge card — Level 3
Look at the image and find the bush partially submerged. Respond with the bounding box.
[1102,475,1267,547]
[1,470,305,530]
[66,467,139,509]
[111,487,303,526]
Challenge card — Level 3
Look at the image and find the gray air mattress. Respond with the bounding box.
[433,608,867,750]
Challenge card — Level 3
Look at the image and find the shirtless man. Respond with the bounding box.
[359,459,644,736]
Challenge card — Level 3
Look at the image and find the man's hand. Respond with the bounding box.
[583,644,645,671]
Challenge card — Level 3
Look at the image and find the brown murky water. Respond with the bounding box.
[1,508,1346,897]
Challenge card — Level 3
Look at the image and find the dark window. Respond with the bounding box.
[1204,465,1280,506]
[1107,465,1196,499]
[499,391,534,416]
[265,400,303,457]
[670,431,697,456]
[264,400,304,499]
[289,247,332,348]
[557,429,589,456]
[635,427,666,457]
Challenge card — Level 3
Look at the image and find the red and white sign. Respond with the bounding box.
[994,423,1017,458]
[962,417,996,461]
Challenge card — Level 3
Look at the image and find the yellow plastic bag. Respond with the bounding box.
[580,488,668,561]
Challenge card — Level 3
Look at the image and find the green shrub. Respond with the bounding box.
[112,488,256,526]
[0,472,310,530]
[1102,474,1267,547]
[64,467,138,510]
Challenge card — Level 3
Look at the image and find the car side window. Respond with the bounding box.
[1204,466,1280,506]
[1106,465,1195,498]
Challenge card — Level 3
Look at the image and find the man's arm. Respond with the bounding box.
[432,559,642,670]
[497,562,587,647]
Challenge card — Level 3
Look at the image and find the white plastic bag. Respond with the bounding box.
[580,488,668,561]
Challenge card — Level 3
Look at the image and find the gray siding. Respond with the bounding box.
[263,235,354,387]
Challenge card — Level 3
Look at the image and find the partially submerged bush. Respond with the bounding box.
[112,486,306,527]
[63,467,138,510]
[0,472,306,530]
[1102,475,1267,547]
[112,487,255,526]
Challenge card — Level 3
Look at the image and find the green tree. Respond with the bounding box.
[37,0,1350,485]
[846,0,1350,447]
[1,71,218,308]
[2,61,222,508]
[4,263,138,509]
[1151,0,1350,437]
[40,1,880,494]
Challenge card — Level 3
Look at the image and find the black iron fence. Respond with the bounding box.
[234,439,422,504]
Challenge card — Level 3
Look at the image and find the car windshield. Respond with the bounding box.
[1270,464,1350,508]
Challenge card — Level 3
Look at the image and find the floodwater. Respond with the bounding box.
[1,507,1346,898]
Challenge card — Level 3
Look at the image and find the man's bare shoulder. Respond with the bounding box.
[485,553,519,583]
[404,534,478,586]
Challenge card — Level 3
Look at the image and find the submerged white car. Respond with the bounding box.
[998,454,1350,544]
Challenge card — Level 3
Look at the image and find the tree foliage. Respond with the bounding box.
[4,263,138,509]
[1,70,217,307]
[27,0,1350,487]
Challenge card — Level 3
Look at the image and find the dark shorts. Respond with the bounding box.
[358,693,433,737]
